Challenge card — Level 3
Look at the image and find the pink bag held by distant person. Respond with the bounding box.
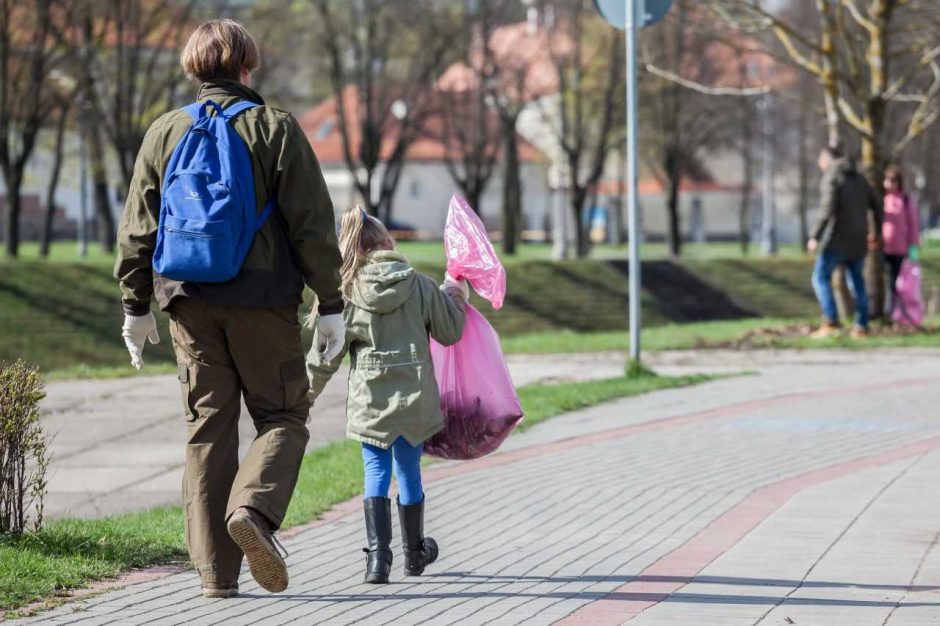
[442,194,507,310]
[424,195,523,460]
[891,260,925,327]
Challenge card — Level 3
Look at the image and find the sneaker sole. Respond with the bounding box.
[202,588,239,599]
[227,516,288,593]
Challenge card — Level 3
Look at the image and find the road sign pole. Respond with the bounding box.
[626,0,641,364]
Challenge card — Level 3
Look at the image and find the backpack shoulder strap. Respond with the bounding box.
[181,101,205,121]
[181,99,226,121]
[222,100,260,122]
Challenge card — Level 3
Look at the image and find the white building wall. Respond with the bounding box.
[320,161,552,238]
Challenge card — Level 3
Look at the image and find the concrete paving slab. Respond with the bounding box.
[15,350,940,624]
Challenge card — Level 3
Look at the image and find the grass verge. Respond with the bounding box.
[501,317,940,354]
[1,368,714,614]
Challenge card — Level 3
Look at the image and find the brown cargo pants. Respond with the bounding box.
[168,298,310,585]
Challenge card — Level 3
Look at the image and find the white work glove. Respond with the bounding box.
[122,312,160,370]
[442,272,470,301]
[315,313,346,362]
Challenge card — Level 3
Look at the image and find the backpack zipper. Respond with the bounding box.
[164,226,213,238]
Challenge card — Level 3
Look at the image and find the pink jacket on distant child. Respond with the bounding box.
[881,191,920,256]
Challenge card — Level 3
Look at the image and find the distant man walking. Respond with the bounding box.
[115,20,345,597]
[807,146,883,338]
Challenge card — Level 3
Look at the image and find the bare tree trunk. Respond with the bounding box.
[738,96,754,255]
[797,81,810,250]
[501,116,521,256]
[86,116,114,253]
[3,173,23,258]
[40,100,71,258]
[665,146,682,257]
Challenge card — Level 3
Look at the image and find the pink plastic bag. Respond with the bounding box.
[425,196,522,460]
[424,305,523,460]
[443,194,507,309]
[892,260,925,327]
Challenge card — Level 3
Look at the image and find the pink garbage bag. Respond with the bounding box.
[892,260,925,327]
[443,194,507,309]
[424,305,523,460]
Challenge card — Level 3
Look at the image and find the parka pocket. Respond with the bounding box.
[178,364,196,422]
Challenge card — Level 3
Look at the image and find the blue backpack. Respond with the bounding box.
[153,99,273,283]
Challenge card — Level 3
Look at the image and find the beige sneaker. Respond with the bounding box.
[202,582,239,599]
[227,507,288,593]
[850,326,869,339]
[810,322,841,339]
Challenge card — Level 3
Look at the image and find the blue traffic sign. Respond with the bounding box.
[594,0,673,30]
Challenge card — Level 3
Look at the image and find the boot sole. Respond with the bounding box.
[404,538,439,576]
[227,516,288,593]
[364,574,389,584]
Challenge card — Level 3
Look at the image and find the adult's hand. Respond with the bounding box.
[806,238,818,253]
[122,312,160,370]
[316,314,346,362]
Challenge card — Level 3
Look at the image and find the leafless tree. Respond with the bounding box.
[436,0,506,217]
[714,0,940,318]
[543,0,623,258]
[0,0,66,258]
[39,92,75,257]
[311,0,457,222]
[78,0,197,195]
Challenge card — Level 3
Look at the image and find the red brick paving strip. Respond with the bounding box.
[555,435,940,625]
[42,376,939,614]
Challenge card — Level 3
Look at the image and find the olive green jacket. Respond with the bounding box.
[812,158,883,260]
[307,251,466,449]
[114,80,343,316]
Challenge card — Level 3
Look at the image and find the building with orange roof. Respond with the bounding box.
[297,84,552,235]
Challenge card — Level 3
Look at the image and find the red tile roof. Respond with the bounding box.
[298,85,545,164]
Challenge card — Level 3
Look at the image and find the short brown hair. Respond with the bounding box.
[180,19,260,83]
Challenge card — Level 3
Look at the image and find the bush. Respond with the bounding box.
[0,360,48,533]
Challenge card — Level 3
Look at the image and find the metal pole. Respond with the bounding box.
[626,0,641,363]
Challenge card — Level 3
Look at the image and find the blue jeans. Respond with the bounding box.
[811,249,869,328]
[362,437,424,505]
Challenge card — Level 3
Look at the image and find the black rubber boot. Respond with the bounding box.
[398,496,439,576]
[363,497,393,584]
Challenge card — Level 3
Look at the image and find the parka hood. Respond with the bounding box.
[349,250,417,313]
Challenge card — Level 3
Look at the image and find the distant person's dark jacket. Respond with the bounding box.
[812,158,883,260]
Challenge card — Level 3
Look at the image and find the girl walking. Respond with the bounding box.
[881,166,920,314]
[307,207,468,584]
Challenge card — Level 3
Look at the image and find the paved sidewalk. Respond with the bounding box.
[19,350,940,625]
[41,353,628,518]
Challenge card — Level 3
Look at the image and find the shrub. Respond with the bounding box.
[0,360,48,533]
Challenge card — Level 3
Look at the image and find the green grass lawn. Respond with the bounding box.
[0,367,714,614]
[4,240,940,376]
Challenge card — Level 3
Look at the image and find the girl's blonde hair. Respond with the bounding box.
[338,205,395,297]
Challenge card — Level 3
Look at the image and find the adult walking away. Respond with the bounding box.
[807,146,883,339]
[881,165,920,313]
[114,20,345,598]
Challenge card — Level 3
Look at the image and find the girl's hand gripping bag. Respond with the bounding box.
[424,195,523,460]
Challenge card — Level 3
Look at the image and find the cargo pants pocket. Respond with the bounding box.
[280,357,310,413]
[179,364,196,422]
